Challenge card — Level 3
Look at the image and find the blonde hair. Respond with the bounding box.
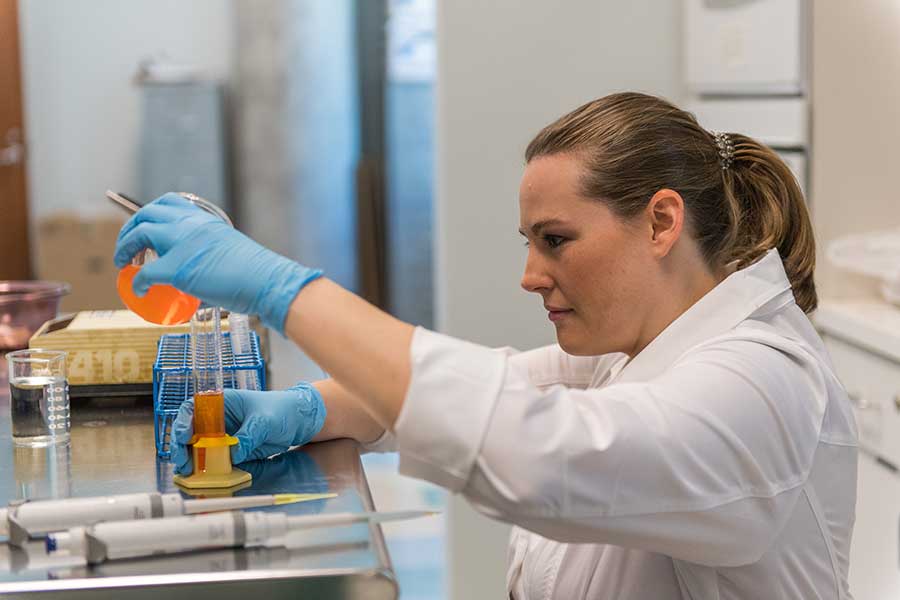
[525,92,817,312]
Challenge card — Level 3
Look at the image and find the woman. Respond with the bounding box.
[115,92,857,599]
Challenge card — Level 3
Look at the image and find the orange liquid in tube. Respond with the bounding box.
[193,390,226,473]
[116,264,200,325]
[193,390,226,438]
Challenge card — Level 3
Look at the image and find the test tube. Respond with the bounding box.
[228,313,259,390]
[191,306,224,438]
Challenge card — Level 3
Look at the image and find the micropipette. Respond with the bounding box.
[55,541,371,578]
[0,492,336,547]
[46,509,436,564]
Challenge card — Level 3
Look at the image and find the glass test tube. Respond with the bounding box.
[191,307,225,438]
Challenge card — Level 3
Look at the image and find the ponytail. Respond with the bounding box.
[721,136,817,312]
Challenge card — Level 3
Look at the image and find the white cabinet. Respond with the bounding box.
[823,334,898,456]
[817,300,900,599]
[851,453,900,600]
[684,0,806,95]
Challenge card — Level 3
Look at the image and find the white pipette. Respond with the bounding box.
[46,509,436,564]
[2,492,336,547]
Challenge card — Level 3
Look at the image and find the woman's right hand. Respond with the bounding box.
[113,193,323,335]
[171,383,327,475]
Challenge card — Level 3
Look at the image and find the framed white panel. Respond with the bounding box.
[684,0,805,95]
[686,98,808,148]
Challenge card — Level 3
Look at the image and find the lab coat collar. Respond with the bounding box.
[613,249,794,384]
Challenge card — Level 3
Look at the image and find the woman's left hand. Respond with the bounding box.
[170,384,327,475]
[113,193,322,334]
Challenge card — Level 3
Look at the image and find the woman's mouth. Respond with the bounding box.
[546,307,573,322]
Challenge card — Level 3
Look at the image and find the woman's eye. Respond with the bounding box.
[544,235,565,249]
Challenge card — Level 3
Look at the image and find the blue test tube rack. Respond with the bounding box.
[152,331,266,459]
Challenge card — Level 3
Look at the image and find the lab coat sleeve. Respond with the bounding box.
[359,429,398,453]
[394,327,828,567]
[361,342,614,454]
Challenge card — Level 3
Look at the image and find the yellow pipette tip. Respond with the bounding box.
[272,493,338,505]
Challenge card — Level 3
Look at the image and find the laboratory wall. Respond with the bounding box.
[16,0,234,312]
[811,0,900,299]
[17,0,235,219]
[434,1,684,597]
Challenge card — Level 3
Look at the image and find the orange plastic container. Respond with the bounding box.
[116,264,200,325]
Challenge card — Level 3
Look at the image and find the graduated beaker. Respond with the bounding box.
[5,349,70,447]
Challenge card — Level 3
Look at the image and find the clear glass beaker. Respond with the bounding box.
[5,349,70,447]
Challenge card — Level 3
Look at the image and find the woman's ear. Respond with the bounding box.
[646,188,684,259]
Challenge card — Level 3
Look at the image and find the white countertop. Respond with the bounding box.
[814,298,900,363]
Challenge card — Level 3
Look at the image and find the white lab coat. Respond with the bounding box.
[383,249,857,599]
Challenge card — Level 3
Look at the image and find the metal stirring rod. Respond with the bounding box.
[105,189,142,212]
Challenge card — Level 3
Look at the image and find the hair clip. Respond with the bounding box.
[712,131,734,170]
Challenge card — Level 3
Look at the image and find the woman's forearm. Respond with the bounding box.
[284,278,414,429]
[311,378,385,444]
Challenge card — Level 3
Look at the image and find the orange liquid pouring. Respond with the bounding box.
[193,390,225,473]
[116,264,200,325]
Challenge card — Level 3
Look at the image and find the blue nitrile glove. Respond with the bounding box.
[170,383,326,476]
[113,193,322,335]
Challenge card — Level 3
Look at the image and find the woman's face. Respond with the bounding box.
[518,153,656,356]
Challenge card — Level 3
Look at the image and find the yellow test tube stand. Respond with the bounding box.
[173,434,251,490]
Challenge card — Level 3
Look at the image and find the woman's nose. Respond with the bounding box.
[521,252,553,293]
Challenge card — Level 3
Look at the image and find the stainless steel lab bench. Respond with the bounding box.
[0,357,397,599]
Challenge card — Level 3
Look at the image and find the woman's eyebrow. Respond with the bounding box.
[518,219,567,236]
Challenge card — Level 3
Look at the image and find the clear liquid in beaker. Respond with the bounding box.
[10,376,70,447]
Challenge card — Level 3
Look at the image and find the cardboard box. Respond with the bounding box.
[29,310,198,385]
[33,213,126,313]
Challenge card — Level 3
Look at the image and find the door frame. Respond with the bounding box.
[0,0,31,280]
